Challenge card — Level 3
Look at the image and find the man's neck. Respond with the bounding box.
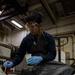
[35,31,41,37]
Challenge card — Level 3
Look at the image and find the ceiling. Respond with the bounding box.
[0,0,75,34]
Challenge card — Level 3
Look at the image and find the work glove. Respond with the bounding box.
[3,61,13,68]
[27,56,43,65]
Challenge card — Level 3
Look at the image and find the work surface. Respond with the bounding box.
[0,61,75,75]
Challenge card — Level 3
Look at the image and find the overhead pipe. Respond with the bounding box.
[40,0,56,25]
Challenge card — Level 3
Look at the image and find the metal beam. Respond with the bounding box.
[0,3,28,22]
[0,29,8,35]
[40,0,56,25]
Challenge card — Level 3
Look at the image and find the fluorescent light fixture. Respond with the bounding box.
[11,20,23,28]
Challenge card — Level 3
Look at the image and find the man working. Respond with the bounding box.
[3,12,56,72]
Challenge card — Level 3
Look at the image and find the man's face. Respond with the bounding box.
[27,21,42,35]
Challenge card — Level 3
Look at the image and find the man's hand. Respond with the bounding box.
[27,56,43,65]
[3,61,13,68]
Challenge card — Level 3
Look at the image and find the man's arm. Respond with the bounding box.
[41,35,56,61]
[11,37,28,67]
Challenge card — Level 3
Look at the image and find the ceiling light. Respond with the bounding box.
[11,20,23,28]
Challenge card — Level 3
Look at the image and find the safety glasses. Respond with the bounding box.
[26,22,39,29]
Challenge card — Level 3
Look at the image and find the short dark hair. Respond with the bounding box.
[26,12,43,24]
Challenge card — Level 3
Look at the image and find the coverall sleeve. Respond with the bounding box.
[11,37,28,67]
[42,35,56,61]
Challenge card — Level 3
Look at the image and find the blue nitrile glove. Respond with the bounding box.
[27,56,43,65]
[3,61,13,68]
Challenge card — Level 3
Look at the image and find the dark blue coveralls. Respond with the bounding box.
[11,31,56,75]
